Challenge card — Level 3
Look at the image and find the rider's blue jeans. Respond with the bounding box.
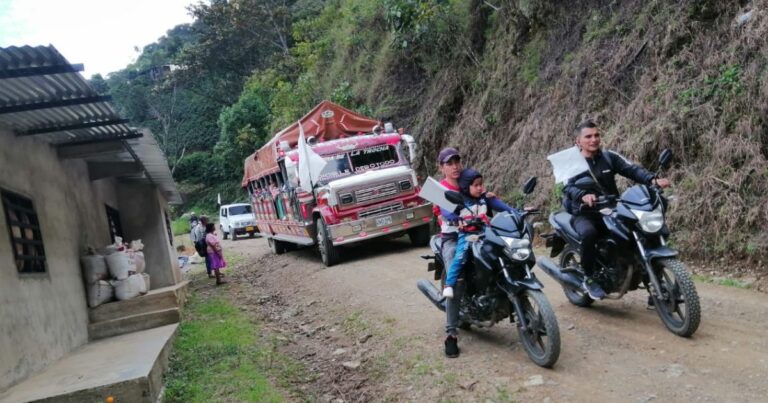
[445,233,469,287]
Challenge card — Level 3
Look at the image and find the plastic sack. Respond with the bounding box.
[81,255,108,283]
[129,239,144,251]
[127,251,145,273]
[87,280,114,307]
[106,251,133,280]
[140,273,150,294]
[113,274,145,300]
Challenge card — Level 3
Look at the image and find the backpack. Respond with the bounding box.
[194,229,208,257]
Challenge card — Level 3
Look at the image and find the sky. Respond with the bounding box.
[0,0,196,77]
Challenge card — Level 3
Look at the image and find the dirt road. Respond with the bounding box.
[218,235,768,402]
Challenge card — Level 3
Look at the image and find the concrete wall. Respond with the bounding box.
[116,184,180,288]
[0,129,106,390]
[0,128,178,390]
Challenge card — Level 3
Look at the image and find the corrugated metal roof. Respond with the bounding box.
[0,45,138,144]
[0,45,181,204]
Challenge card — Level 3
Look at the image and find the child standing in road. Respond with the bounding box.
[205,223,228,285]
[441,168,520,299]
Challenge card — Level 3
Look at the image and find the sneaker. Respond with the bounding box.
[445,335,460,358]
[582,278,606,300]
[442,286,454,299]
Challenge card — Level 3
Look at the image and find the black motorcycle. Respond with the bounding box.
[538,149,701,337]
[417,178,561,367]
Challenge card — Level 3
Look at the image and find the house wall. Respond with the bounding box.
[0,128,178,390]
[117,184,181,288]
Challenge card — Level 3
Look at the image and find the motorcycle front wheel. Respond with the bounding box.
[515,290,560,368]
[652,258,701,337]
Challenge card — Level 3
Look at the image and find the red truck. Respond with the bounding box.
[242,101,432,266]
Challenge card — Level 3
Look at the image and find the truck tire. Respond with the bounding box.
[315,219,340,267]
[408,225,431,247]
[268,238,286,255]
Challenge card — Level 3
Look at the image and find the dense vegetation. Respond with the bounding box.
[98,0,768,267]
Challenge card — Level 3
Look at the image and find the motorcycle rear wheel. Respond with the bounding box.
[559,246,594,307]
[515,290,560,368]
[652,258,701,337]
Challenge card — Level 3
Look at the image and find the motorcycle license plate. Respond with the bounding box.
[246,226,254,231]
[375,215,393,227]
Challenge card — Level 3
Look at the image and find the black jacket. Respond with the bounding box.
[564,149,656,214]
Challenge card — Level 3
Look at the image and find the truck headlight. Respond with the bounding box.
[501,237,531,261]
[631,207,664,233]
[399,180,412,191]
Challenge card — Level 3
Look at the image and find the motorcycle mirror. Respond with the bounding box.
[522,176,537,195]
[574,176,597,191]
[659,149,673,169]
[444,190,464,205]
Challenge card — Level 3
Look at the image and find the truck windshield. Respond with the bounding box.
[318,145,400,183]
[228,205,252,215]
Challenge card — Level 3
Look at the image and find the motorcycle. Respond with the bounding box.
[538,149,701,337]
[417,177,561,367]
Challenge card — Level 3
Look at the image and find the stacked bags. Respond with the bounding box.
[81,237,149,307]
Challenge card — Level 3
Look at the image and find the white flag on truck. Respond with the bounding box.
[297,122,328,193]
[547,146,590,184]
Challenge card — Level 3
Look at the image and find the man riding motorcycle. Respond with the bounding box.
[564,119,671,300]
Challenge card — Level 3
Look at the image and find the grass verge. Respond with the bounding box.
[164,290,307,402]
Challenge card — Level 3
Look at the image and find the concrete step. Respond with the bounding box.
[0,324,178,403]
[89,290,177,323]
[88,280,189,323]
[88,308,180,341]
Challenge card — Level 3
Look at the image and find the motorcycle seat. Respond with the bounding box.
[553,212,581,241]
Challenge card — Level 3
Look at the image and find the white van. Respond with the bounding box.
[219,203,258,240]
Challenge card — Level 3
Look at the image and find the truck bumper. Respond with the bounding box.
[328,204,433,246]
[233,226,259,235]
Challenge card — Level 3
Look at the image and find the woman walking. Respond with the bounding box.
[205,223,228,285]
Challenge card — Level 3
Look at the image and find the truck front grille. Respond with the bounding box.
[358,202,404,218]
[354,182,399,203]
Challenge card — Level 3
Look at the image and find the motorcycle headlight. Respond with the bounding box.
[631,207,664,233]
[501,237,531,261]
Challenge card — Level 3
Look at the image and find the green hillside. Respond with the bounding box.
[100,0,768,266]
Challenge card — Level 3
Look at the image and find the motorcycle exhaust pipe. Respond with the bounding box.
[537,257,583,291]
[417,279,446,312]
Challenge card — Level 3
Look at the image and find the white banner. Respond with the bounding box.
[547,146,590,184]
[418,177,458,213]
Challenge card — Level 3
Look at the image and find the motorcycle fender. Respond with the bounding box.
[542,233,565,257]
[645,246,678,261]
[498,276,544,296]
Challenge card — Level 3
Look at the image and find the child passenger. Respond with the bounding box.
[440,168,521,298]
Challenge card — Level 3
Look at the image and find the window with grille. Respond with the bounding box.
[2,189,46,273]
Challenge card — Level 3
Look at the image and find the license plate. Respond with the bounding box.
[375,215,393,227]
[246,226,254,231]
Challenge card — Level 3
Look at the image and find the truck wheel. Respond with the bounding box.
[268,238,285,255]
[408,225,430,247]
[221,226,228,240]
[315,219,340,267]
